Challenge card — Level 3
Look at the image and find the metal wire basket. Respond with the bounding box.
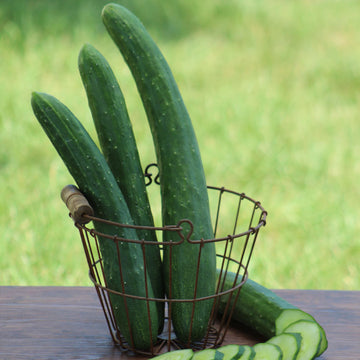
[61,170,267,356]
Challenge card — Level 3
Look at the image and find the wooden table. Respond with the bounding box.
[0,286,359,359]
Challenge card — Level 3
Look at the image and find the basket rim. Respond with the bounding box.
[74,185,267,245]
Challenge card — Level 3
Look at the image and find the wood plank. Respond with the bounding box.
[0,286,359,359]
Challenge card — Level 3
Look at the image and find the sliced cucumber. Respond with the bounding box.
[252,343,283,360]
[151,349,194,360]
[218,270,316,338]
[216,344,246,360]
[283,320,322,360]
[216,269,328,357]
[275,308,314,334]
[192,348,224,360]
[238,346,255,360]
[267,333,302,360]
[276,308,327,356]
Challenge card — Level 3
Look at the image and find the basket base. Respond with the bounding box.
[111,319,223,357]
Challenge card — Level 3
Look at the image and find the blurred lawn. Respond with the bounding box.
[0,0,359,289]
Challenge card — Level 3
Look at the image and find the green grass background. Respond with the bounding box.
[1,0,359,289]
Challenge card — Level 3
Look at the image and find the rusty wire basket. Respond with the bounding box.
[62,176,267,357]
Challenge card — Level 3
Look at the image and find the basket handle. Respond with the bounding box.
[61,185,94,224]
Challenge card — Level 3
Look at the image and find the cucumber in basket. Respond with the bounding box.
[31,92,159,350]
[78,43,164,332]
[217,269,328,357]
[102,3,216,343]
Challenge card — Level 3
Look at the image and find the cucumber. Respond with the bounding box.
[192,349,224,360]
[78,43,164,331]
[252,343,283,360]
[102,3,216,343]
[277,309,327,356]
[283,320,323,360]
[237,346,255,360]
[267,333,302,360]
[216,344,253,360]
[217,269,327,349]
[31,92,159,350]
[151,349,194,360]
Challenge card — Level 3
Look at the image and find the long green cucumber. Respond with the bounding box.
[78,43,164,332]
[31,92,159,350]
[217,270,328,356]
[102,3,216,343]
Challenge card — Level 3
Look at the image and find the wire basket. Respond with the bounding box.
[61,176,267,356]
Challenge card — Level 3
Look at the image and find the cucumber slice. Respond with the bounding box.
[275,309,315,334]
[238,345,256,359]
[192,348,224,360]
[267,333,302,360]
[253,343,283,359]
[151,349,194,360]
[216,344,247,360]
[276,309,328,356]
[283,320,322,360]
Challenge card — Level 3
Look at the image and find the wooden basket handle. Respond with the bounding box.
[61,185,94,224]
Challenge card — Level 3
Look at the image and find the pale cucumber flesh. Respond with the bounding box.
[192,348,223,360]
[283,320,322,360]
[275,309,315,334]
[216,344,245,360]
[276,309,328,356]
[267,333,302,360]
[253,343,283,360]
[151,349,194,360]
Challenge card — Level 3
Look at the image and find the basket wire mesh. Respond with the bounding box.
[64,177,267,356]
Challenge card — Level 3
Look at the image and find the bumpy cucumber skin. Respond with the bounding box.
[102,3,216,343]
[31,92,159,350]
[78,43,164,332]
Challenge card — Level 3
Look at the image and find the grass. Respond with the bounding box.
[1,0,359,289]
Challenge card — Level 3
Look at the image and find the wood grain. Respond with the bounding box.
[0,286,359,359]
